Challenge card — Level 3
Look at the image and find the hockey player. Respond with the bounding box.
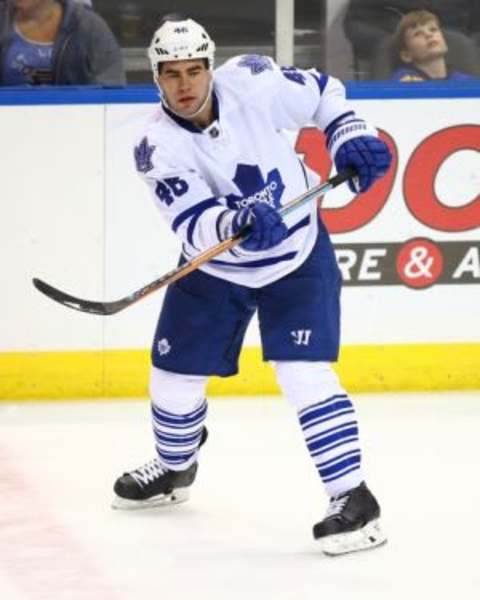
[113,16,392,556]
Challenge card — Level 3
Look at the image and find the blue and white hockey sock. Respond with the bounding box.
[151,399,207,471]
[298,393,363,497]
[275,361,364,498]
[149,367,208,472]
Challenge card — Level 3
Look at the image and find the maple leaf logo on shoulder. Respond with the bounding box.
[134,137,155,173]
[238,55,273,75]
[226,164,285,210]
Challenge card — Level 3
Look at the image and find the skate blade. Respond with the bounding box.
[111,487,189,510]
[319,519,387,556]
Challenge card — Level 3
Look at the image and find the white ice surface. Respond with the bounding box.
[1,392,479,600]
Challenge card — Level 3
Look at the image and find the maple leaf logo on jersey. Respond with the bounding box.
[238,55,273,75]
[157,338,171,356]
[281,66,306,85]
[134,137,155,173]
[226,164,285,210]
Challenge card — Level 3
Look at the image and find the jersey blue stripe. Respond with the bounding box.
[324,111,355,140]
[326,118,367,149]
[210,251,297,268]
[310,71,329,94]
[286,215,310,238]
[172,198,220,233]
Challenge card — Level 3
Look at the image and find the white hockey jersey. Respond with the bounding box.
[134,54,355,288]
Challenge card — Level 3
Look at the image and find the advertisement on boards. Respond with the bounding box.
[296,120,479,290]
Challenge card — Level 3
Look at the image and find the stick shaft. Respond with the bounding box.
[123,167,355,304]
[32,168,355,315]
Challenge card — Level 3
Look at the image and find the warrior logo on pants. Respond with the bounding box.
[291,330,312,346]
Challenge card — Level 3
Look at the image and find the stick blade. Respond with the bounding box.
[32,278,124,315]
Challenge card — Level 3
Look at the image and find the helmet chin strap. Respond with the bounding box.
[160,78,214,122]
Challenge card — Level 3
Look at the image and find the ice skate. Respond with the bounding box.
[112,457,199,509]
[313,482,387,556]
[112,427,207,509]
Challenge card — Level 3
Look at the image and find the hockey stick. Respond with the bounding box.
[32,167,355,315]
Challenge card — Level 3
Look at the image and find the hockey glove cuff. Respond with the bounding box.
[327,118,392,193]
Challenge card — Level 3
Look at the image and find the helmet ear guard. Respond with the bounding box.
[148,17,216,79]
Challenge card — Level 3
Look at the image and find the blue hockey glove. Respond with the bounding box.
[334,136,391,193]
[219,203,288,251]
[327,118,392,193]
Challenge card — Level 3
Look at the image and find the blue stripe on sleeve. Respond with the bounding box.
[310,71,329,94]
[326,118,366,148]
[324,111,355,139]
[172,197,220,233]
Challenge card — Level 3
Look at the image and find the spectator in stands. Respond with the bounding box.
[0,0,125,85]
[343,0,480,79]
[391,10,476,81]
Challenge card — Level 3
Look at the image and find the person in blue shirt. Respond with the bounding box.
[343,1,480,79]
[0,0,124,85]
[391,10,476,81]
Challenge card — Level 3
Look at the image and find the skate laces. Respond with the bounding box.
[326,494,349,518]
[131,458,167,488]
